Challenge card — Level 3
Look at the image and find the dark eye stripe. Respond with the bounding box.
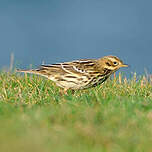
[106,62,111,66]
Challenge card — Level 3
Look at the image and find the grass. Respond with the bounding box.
[0,71,152,152]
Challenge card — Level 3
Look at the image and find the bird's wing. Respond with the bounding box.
[17,59,98,78]
[40,59,98,76]
[17,59,111,79]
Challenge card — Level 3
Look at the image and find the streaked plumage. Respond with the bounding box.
[17,56,128,91]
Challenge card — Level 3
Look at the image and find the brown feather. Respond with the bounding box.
[17,55,128,90]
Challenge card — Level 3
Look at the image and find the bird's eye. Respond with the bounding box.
[113,61,118,65]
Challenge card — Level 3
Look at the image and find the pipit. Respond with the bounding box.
[17,55,128,93]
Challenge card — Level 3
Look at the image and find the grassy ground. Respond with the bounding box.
[0,72,152,152]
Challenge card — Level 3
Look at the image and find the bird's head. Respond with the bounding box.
[97,55,128,71]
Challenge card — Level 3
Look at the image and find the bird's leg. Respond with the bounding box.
[64,88,68,95]
[71,89,75,95]
[62,88,75,95]
[100,85,103,89]
[59,88,68,95]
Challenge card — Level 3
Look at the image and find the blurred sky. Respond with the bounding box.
[0,0,152,75]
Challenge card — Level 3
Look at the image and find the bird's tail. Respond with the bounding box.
[16,68,49,78]
[17,69,38,74]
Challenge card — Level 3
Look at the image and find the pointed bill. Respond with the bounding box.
[121,64,129,67]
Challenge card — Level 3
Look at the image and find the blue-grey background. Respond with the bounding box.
[0,0,151,75]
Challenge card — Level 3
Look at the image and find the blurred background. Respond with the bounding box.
[0,0,151,75]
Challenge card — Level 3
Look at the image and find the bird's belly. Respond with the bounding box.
[49,74,109,90]
[56,80,90,89]
[49,75,89,89]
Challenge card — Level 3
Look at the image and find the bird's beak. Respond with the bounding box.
[121,64,129,67]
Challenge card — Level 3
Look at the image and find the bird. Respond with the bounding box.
[17,55,128,93]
